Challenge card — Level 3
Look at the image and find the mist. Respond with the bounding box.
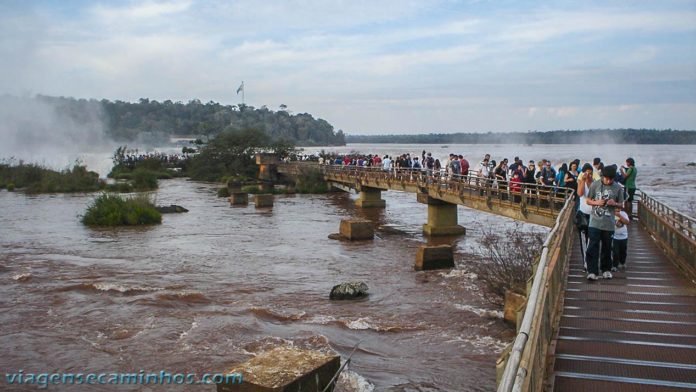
[0,95,118,176]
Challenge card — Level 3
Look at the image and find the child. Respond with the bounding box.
[612,208,630,271]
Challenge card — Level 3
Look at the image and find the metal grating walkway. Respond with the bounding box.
[552,222,696,391]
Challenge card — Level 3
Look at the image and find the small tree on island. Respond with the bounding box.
[185,127,295,182]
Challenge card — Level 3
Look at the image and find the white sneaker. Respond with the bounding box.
[611,267,618,272]
[619,264,626,271]
[587,273,598,281]
[603,271,613,279]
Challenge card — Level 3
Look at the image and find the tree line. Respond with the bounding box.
[23,95,346,146]
[346,129,696,144]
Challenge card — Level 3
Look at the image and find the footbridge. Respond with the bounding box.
[278,162,571,233]
[270,160,696,392]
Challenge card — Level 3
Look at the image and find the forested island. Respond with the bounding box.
[2,94,345,146]
[347,129,696,144]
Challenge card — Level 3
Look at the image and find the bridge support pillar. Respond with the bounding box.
[417,193,465,236]
[356,187,386,208]
[229,193,248,205]
[227,180,248,206]
[256,153,279,183]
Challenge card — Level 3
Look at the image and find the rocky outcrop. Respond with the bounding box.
[155,205,189,213]
[329,282,369,300]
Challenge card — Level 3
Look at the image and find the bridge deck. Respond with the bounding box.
[552,223,696,391]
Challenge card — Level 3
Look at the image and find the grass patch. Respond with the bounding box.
[82,193,162,226]
[0,160,103,193]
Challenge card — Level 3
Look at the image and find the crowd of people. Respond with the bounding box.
[310,150,637,282]
[115,151,191,169]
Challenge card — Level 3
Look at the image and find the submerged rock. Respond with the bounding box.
[156,205,189,213]
[330,282,369,300]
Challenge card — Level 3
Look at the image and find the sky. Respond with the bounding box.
[1,0,695,134]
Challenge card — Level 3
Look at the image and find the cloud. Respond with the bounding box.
[0,1,694,133]
[91,0,192,21]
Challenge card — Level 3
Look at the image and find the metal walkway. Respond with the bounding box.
[553,223,696,391]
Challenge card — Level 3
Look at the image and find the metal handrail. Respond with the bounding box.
[639,190,695,242]
[498,195,575,392]
[281,162,573,217]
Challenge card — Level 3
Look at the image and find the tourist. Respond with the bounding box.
[523,161,536,185]
[585,164,625,280]
[538,160,556,187]
[555,163,568,190]
[592,157,602,181]
[459,155,469,176]
[576,163,594,269]
[612,208,630,272]
[476,156,491,179]
[621,157,637,218]
[564,161,579,195]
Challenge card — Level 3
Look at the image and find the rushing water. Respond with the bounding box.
[1,144,694,391]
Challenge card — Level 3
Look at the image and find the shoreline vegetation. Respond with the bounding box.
[346,129,696,144]
[82,193,161,226]
[0,160,103,193]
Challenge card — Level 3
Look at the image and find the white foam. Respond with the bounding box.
[12,273,32,282]
[454,304,503,319]
[178,320,199,341]
[304,315,337,325]
[93,283,163,293]
[337,370,375,392]
[345,317,372,330]
[440,270,477,280]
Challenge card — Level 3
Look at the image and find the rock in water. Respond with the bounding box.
[330,282,369,300]
[155,205,189,213]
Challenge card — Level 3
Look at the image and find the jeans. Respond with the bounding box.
[586,227,613,275]
[612,238,628,268]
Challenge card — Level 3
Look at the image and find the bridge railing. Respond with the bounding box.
[638,190,696,279]
[311,164,572,217]
[497,194,576,392]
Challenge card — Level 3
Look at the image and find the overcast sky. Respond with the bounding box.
[1,0,695,134]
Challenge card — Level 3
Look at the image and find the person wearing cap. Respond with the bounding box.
[584,164,625,280]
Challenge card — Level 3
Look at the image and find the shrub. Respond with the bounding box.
[217,187,230,197]
[294,167,329,194]
[131,169,159,191]
[82,193,162,226]
[7,183,15,191]
[469,223,545,305]
[0,160,103,193]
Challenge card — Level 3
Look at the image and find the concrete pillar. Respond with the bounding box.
[227,180,248,205]
[339,219,374,240]
[503,290,526,327]
[229,193,248,205]
[257,183,274,193]
[415,245,454,270]
[417,193,466,236]
[256,153,278,182]
[355,187,386,208]
[217,346,340,392]
[254,194,274,208]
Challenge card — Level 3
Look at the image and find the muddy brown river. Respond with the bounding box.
[1,144,694,391]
